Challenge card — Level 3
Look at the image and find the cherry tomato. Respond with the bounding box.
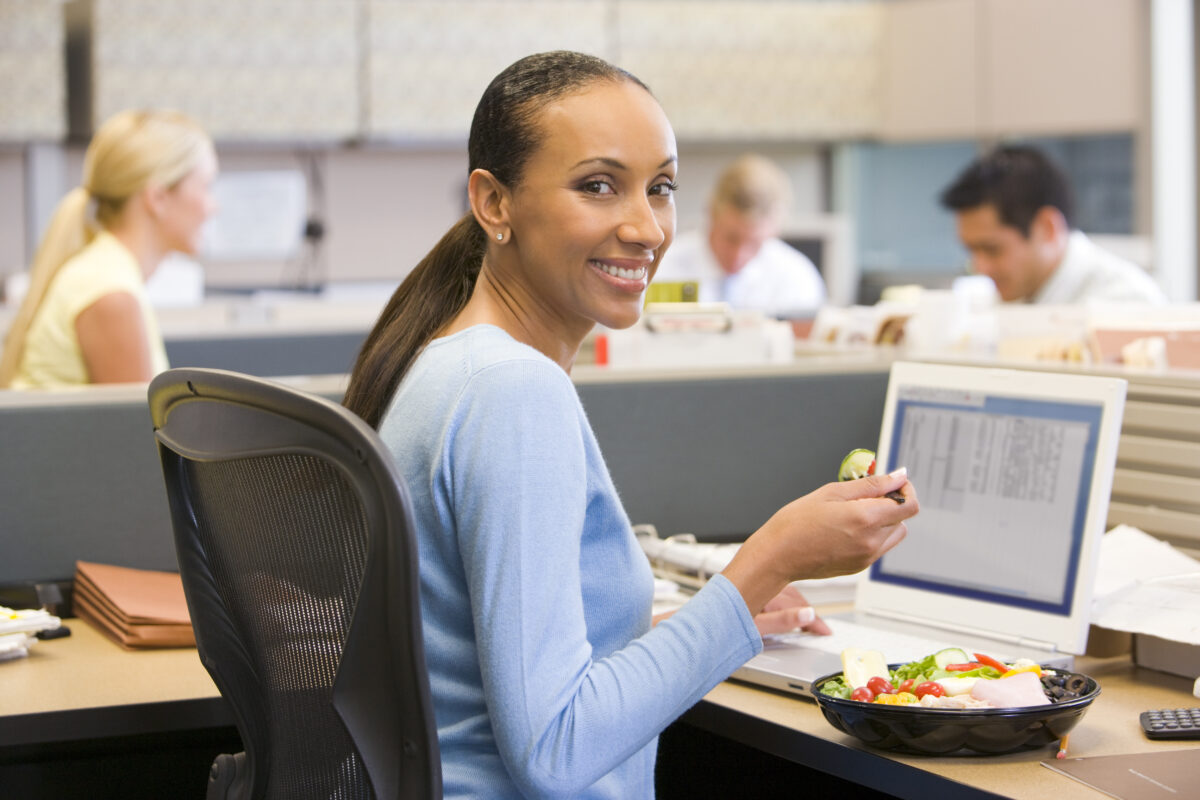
[898,678,915,693]
[867,676,896,696]
[850,687,875,702]
[914,681,945,699]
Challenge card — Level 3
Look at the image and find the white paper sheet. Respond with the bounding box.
[1091,525,1200,645]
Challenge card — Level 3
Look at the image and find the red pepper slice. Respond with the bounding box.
[944,662,986,672]
[973,652,1009,672]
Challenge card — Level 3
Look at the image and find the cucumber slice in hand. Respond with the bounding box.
[838,448,876,481]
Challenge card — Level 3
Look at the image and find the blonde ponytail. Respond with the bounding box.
[0,188,96,387]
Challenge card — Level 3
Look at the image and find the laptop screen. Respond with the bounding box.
[871,384,1104,617]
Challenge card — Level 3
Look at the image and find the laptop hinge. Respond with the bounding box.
[864,608,1060,653]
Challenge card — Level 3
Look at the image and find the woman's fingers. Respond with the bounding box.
[754,605,816,636]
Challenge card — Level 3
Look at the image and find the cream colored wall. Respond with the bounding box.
[207,143,825,288]
[1,142,825,290]
[0,0,1161,293]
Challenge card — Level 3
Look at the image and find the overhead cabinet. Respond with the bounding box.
[880,0,1147,140]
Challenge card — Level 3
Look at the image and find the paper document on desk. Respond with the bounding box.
[1043,748,1200,799]
[1091,526,1200,646]
[73,561,195,649]
[0,606,61,662]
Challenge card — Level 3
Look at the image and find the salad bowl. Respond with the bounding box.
[812,667,1101,756]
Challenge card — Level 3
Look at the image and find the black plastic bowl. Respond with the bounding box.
[812,668,1101,755]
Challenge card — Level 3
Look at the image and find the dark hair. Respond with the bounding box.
[343,51,648,428]
[939,145,1075,236]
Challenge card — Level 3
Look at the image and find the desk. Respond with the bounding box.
[2,621,229,749]
[6,619,1197,798]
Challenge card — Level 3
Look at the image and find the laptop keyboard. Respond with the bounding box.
[772,618,970,665]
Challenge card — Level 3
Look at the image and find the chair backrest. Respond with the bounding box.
[149,368,441,800]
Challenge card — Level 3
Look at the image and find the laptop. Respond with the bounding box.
[731,360,1127,698]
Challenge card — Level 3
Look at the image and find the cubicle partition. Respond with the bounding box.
[11,355,1200,594]
[0,363,893,589]
[0,376,347,588]
[1,387,175,585]
[164,330,368,378]
[575,363,891,540]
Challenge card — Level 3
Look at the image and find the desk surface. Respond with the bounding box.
[2,620,229,747]
[6,619,1198,798]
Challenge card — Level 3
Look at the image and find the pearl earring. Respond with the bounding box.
[496,232,504,241]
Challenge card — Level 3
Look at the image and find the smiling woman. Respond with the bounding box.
[343,51,919,799]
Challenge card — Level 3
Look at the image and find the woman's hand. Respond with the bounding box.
[754,584,832,636]
[722,469,918,617]
[653,584,833,636]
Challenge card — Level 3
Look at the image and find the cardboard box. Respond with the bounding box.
[1133,633,1200,679]
[1086,624,1132,658]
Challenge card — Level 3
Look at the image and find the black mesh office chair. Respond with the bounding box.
[149,368,441,800]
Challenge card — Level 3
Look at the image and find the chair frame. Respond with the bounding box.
[149,367,441,799]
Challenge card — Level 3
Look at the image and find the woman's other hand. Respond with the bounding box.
[754,584,832,636]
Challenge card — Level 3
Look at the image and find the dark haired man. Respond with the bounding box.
[940,145,1165,304]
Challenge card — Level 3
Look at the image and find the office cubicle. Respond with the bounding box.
[575,362,890,540]
[0,376,347,588]
[0,364,892,590]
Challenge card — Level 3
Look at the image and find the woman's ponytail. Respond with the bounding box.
[343,213,486,428]
[0,188,95,387]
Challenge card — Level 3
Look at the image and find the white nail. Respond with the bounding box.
[795,606,816,625]
[889,466,908,479]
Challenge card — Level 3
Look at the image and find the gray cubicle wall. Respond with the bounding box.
[0,379,347,585]
[576,367,890,540]
[0,366,890,585]
[1,389,176,584]
[165,331,367,378]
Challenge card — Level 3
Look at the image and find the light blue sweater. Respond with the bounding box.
[378,325,762,799]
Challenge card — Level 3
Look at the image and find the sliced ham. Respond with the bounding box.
[969,671,1050,708]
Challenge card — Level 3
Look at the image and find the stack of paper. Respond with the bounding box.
[1091,526,1200,644]
[73,561,195,649]
[0,607,62,662]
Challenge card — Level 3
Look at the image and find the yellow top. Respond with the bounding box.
[13,232,168,389]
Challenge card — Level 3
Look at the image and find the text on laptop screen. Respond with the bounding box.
[873,384,1103,616]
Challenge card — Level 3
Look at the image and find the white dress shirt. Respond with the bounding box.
[654,230,826,317]
[1034,231,1166,305]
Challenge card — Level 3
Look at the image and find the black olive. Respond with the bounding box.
[1063,674,1087,694]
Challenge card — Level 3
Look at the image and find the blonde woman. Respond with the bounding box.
[0,109,217,389]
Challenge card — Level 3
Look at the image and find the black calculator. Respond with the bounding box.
[1140,708,1200,740]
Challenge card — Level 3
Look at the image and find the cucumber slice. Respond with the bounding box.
[838,449,876,481]
[933,647,971,669]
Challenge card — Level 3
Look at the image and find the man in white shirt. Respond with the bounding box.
[654,154,826,317]
[940,145,1165,305]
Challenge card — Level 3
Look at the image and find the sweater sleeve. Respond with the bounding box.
[446,359,761,797]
